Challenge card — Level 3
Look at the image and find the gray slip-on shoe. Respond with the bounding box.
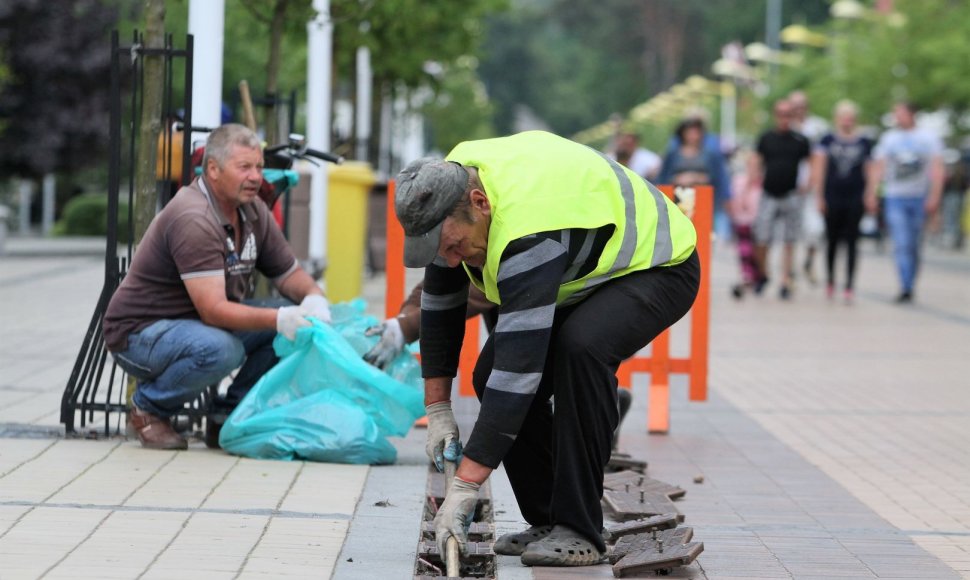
[493,524,553,556]
[520,525,606,567]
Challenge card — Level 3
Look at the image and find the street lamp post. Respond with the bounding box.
[712,47,759,151]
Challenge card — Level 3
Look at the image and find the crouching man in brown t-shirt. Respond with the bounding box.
[103,124,330,450]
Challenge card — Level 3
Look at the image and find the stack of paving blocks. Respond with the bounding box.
[416,457,702,577]
[602,471,704,577]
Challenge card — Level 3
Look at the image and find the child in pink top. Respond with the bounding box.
[729,151,764,297]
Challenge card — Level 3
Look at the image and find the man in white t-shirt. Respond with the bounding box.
[790,91,829,284]
[871,101,944,303]
[609,131,661,181]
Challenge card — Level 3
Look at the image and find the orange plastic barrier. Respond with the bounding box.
[616,185,712,433]
[384,180,405,320]
[384,181,711,426]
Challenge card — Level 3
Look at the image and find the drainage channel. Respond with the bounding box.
[414,465,497,579]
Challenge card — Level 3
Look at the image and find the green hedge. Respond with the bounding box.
[56,194,130,241]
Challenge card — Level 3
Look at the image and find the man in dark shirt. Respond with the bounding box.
[103,124,331,450]
[395,131,699,567]
[751,99,811,299]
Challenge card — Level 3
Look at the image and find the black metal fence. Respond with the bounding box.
[60,30,194,436]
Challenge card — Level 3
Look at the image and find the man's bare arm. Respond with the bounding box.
[184,275,278,331]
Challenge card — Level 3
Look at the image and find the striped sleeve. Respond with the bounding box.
[462,233,569,468]
[419,260,470,379]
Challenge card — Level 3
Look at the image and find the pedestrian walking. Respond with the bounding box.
[810,100,875,304]
[658,117,730,207]
[751,99,812,299]
[608,130,662,181]
[727,148,763,298]
[871,102,945,303]
[789,91,829,285]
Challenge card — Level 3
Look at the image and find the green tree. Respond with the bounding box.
[768,0,970,136]
[160,0,507,152]
[479,0,829,137]
[0,0,122,178]
[892,0,970,114]
[330,0,507,88]
[422,56,496,154]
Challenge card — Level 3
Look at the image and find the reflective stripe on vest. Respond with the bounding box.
[447,131,695,306]
[562,153,674,304]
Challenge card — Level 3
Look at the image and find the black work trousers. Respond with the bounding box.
[471,251,700,552]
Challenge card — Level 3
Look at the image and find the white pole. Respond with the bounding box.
[188,0,225,146]
[307,0,332,268]
[355,44,372,162]
[18,179,32,235]
[378,85,393,180]
[41,174,55,236]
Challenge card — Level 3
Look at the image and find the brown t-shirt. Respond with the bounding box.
[103,178,298,352]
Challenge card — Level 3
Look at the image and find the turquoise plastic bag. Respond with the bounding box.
[219,300,424,464]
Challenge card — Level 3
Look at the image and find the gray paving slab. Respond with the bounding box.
[331,429,427,580]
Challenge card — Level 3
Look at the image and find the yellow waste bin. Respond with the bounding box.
[326,162,376,302]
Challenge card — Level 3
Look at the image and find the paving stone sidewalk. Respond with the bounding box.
[0,237,968,579]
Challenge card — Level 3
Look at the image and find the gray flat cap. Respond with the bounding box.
[394,158,468,268]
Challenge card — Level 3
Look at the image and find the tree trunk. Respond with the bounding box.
[133,0,165,244]
[639,2,686,92]
[264,0,289,146]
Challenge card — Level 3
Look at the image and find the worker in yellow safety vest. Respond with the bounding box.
[395,131,699,567]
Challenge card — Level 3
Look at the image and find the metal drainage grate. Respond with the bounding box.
[414,466,497,579]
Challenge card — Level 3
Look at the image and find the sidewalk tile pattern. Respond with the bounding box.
[2,241,969,579]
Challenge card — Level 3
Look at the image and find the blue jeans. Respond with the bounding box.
[113,298,289,418]
[883,197,925,293]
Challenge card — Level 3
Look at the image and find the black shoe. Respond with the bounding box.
[754,276,769,295]
[779,285,792,300]
[205,411,228,449]
[731,284,744,300]
[895,291,913,304]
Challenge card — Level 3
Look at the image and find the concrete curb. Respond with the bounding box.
[1,236,112,258]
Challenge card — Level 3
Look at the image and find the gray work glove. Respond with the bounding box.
[363,317,405,369]
[300,294,332,324]
[425,401,463,472]
[276,305,311,340]
[434,477,480,556]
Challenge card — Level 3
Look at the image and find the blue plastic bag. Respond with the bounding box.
[219,300,424,464]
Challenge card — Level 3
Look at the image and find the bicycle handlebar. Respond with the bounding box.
[304,148,344,164]
[174,123,217,134]
[263,143,343,165]
[171,127,344,165]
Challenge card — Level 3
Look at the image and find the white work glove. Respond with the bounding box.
[434,477,480,556]
[276,305,311,340]
[425,401,463,472]
[300,294,331,324]
[363,317,406,369]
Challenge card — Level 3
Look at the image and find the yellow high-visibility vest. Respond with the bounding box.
[447,131,697,305]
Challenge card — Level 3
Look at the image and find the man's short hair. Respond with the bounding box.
[203,124,261,169]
